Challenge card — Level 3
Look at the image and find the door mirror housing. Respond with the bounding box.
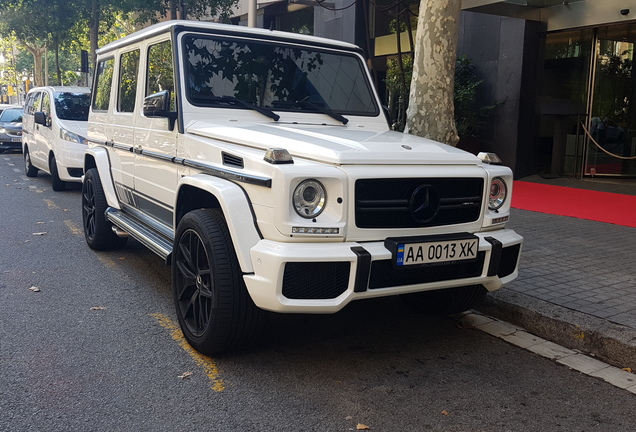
[34,111,47,126]
[143,90,177,131]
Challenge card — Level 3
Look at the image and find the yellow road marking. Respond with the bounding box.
[43,199,59,209]
[96,255,117,269]
[64,220,83,236]
[150,313,225,392]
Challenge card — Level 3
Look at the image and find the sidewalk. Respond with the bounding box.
[475,175,636,369]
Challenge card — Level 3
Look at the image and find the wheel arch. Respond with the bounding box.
[84,147,120,209]
[176,175,262,273]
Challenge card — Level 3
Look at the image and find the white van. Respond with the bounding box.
[22,86,91,191]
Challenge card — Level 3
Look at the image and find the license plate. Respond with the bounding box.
[10,137,21,142]
[395,237,478,266]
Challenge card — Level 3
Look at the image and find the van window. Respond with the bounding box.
[54,92,90,121]
[147,40,175,110]
[93,58,115,111]
[25,92,38,115]
[42,92,52,126]
[118,49,140,113]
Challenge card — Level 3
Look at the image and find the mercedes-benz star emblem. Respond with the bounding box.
[409,184,440,223]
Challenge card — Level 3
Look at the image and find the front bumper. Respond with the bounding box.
[244,229,523,313]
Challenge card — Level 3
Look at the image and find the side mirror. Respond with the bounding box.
[143,90,177,131]
[34,111,47,126]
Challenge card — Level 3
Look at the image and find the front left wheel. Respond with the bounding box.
[172,209,263,355]
[82,168,128,250]
[24,148,38,177]
[49,154,66,191]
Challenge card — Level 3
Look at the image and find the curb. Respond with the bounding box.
[474,289,636,370]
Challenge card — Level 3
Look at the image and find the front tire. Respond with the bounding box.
[24,148,38,177]
[401,285,488,315]
[82,168,127,250]
[172,209,262,355]
[49,154,66,191]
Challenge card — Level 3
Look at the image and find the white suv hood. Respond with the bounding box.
[187,122,480,165]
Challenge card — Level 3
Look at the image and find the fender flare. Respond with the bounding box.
[177,174,261,273]
[84,147,120,209]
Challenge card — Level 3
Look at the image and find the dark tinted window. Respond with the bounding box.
[93,58,115,111]
[0,108,23,123]
[118,49,140,113]
[183,35,378,116]
[147,40,175,110]
[54,92,90,120]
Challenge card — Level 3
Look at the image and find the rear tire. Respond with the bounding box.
[24,148,38,177]
[172,209,262,355]
[401,285,487,315]
[82,168,128,250]
[50,154,66,191]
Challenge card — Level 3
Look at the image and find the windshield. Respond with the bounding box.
[183,35,379,117]
[0,108,23,123]
[54,92,90,121]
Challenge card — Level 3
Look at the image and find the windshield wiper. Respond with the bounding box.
[295,100,348,125]
[190,94,280,121]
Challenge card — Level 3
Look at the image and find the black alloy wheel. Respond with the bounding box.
[82,168,127,250]
[173,209,262,355]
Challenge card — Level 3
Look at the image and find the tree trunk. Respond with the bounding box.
[22,42,46,87]
[89,0,100,68]
[405,0,461,146]
[54,38,62,86]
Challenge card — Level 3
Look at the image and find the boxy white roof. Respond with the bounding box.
[96,20,360,55]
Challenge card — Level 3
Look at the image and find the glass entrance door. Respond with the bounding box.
[586,25,636,176]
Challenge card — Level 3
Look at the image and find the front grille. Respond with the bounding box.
[497,244,521,278]
[355,178,484,228]
[282,262,351,299]
[368,252,485,289]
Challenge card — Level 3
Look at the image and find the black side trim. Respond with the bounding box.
[485,236,503,277]
[351,246,371,293]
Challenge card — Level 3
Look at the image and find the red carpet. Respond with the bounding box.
[512,181,636,228]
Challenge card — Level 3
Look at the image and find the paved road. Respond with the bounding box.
[2,152,636,432]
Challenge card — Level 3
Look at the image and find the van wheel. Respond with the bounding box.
[400,285,488,315]
[82,168,128,250]
[24,148,38,177]
[173,209,262,355]
[49,154,66,191]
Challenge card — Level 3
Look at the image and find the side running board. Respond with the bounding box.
[105,208,173,262]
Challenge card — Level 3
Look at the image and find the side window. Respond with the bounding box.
[24,93,34,114]
[30,92,42,115]
[41,92,52,126]
[147,40,175,110]
[118,49,140,113]
[93,58,115,111]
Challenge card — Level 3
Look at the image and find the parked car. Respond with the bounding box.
[22,86,90,190]
[83,20,523,354]
[0,106,24,153]
[0,103,17,115]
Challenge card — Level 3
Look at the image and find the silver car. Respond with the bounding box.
[0,107,24,153]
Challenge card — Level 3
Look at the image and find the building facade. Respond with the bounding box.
[229,0,636,178]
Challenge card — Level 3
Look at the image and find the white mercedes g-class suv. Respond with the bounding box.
[83,20,523,354]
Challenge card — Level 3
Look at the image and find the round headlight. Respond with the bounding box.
[293,179,326,218]
[489,177,507,210]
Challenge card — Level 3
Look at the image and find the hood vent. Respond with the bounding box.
[222,152,244,169]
